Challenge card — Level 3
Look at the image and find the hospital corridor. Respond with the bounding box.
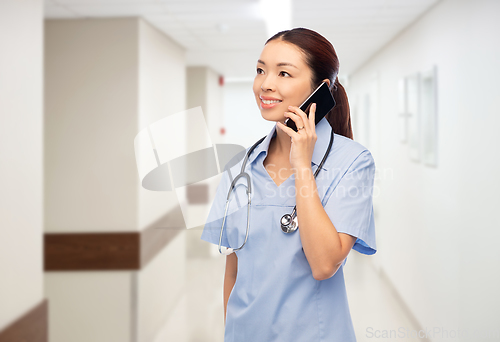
[1,0,499,341]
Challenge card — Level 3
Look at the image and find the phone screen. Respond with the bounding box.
[285,81,336,132]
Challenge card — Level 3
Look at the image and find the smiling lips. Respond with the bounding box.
[260,96,282,109]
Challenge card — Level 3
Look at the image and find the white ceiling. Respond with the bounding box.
[44,0,440,79]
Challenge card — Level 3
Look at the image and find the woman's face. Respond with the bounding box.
[253,40,314,123]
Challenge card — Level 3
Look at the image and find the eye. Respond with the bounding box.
[280,71,291,77]
[256,67,264,74]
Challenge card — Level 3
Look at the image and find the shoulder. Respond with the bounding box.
[324,134,375,175]
[332,133,369,156]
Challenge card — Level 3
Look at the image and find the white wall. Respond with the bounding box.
[45,14,186,232]
[137,18,187,342]
[137,232,186,342]
[205,68,225,146]
[44,272,133,341]
[45,18,139,233]
[138,18,187,231]
[186,66,225,145]
[44,17,187,342]
[347,0,500,339]
[185,66,225,257]
[0,0,45,331]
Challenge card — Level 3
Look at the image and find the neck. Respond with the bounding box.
[271,120,292,159]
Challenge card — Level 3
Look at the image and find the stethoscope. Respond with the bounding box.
[218,127,334,255]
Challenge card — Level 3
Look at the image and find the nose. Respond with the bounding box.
[260,75,275,92]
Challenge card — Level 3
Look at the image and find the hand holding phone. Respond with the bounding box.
[285,81,336,132]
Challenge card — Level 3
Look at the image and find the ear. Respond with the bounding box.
[322,78,331,87]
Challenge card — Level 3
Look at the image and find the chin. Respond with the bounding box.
[260,110,283,123]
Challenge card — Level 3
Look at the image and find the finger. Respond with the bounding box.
[283,111,304,131]
[288,105,310,133]
[309,103,317,134]
[277,121,300,139]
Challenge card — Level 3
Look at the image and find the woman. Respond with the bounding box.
[201,27,377,341]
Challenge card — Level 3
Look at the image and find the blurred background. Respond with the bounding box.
[1,0,499,341]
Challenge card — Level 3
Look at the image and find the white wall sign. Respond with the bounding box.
[420,65,438,167]
[399,66,439,167]
[406,72,421,162]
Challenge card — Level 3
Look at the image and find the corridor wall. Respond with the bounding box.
[0,0,47,339]
[347,0,500,338]
[44,17,187,342]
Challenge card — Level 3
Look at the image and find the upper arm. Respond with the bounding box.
[225,253,238,278]
[323,150,377,256]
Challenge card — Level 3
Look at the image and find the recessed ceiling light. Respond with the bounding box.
[259,0,292,38]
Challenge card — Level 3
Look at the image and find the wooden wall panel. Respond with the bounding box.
[0,299,48,342]
[45,207,186,271]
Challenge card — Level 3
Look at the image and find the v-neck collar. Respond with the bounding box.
[262,161,294,189]
[246,116,333,171]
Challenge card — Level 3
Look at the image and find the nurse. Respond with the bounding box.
[201,27,377,341]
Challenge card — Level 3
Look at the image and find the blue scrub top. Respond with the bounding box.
[201,116,377,342]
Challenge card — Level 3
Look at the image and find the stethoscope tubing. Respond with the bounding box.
[218,128,334,254]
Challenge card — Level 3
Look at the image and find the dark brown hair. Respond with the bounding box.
[266,27,353,140]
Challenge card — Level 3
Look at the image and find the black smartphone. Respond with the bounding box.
[285,81,336,132]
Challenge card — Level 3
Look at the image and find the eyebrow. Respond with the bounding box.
[257,59,298,69]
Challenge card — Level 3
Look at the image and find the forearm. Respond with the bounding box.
[223,273,236,325]
[294,166,344,279]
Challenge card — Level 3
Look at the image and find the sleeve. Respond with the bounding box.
[200,169,231,248]
[323,150,377,255]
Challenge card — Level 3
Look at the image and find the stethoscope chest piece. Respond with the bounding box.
[280,213,298,233]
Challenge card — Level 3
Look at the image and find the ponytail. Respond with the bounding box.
[326,76,353,140]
